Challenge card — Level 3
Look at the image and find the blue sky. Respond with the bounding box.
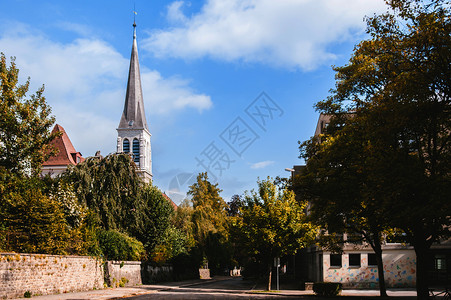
[0,0,387,203]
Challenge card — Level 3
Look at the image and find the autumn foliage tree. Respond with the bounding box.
[235,177,317,291]
[0,53,58,176]
[0,54,83,254]
[297,1,450,298]
[187,172,231,274]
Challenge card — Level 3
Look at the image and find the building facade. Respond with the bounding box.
[117,22,152,183]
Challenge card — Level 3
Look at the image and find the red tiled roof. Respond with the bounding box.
[43,124,84,166]
[162,193,178,210]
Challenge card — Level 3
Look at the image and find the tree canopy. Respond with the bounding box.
[61,153,174,254]
[297,0,450,298]
[0,53,58,176]
[187,172,231,273]
[236,177,317,290]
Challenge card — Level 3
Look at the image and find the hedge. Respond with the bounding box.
[313,282,342,297]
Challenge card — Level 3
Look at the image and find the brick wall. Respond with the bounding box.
[0,253,104,299]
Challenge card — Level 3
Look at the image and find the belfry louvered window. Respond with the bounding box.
[133,138,140,163]
[123,139,130,153]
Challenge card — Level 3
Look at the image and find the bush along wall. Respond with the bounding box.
[313,282,343,297]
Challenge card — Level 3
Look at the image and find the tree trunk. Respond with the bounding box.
[414,238,430,300]
[365,231,387,297]
[267,263,272,291]
[373,243,388,297]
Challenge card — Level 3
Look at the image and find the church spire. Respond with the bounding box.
[116,20,152,183]
[118,22,148,131]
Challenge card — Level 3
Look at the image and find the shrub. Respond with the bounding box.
[118,277,129,287]
[97,229,144,261]
[24,291,32,298]
[0,184,71,255]
[313,282,342,297]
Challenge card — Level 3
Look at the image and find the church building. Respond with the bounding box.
[117,22,152,183]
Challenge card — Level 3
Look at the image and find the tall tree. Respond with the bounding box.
[236,177,317,291]
[0,53,58,176]
[298,1,450,298]
[297,114,394,296]
[187,172,230,273]
[61,153,174,254]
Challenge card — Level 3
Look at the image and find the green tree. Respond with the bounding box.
[298,1,450,298]
[187,172,230,273]
[61,153,174,255]
[172,198,195,246]
[136,184,174,254]
[226,194,244,217]
[297,115,394,296]
[0,54,58,176]
[62,154,143,231]
[97,229,144,261]
[151,225,190,264]
[236,177,317,291]
[0,171,70,254]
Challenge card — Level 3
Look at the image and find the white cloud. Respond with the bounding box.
[57,22,94,37]
[250,160,275,169]
[167,1,189,24]
[0,23,212,157]
[141,71,212,114]
[144,0,387,70]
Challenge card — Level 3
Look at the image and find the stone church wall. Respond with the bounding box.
[0,253,104,299]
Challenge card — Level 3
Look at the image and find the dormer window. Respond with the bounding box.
[133,138,140,163]
[123,139,130,153]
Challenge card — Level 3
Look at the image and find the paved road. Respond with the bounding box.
[122,277,418,299]
[13,276,418,299]
[124,277,303,299]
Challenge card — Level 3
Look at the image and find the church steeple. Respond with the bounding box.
[118,22,148,131]
[117,22,152,182]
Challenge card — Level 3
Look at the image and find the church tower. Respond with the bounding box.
[117,22,152,182]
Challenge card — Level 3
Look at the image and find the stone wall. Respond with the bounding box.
[199,268,211,279]
[105,261,142,287]
[0,253,103,299]
[141,264,173,284]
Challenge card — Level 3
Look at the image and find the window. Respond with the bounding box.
[123,139,130,153]
[330,254,342,267]
[349,254,361,267]
[133,138,140,163]
[435,255,446,271]
[368,253,377,266]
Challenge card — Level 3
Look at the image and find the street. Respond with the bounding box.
[123,277,304,299]
[121,277,419,299]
